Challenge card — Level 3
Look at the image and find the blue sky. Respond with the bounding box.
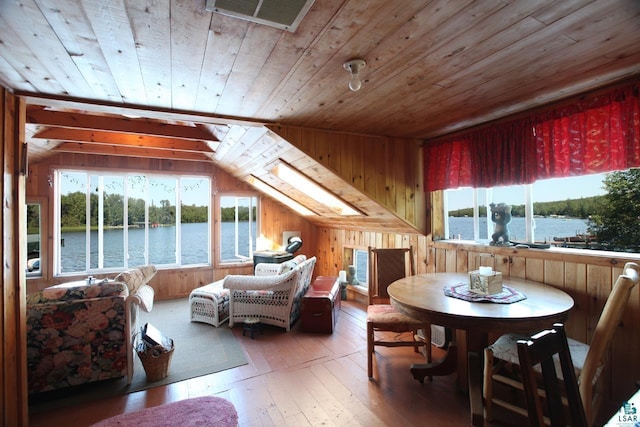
[61,172,211,207]
[447,172,608,210]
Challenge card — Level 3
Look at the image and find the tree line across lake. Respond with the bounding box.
[54,193,254,230]
[448,195,602,219]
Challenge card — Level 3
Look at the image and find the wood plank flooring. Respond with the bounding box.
[28,301,522,426]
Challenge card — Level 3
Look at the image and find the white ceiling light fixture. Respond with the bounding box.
[343,58,366,92]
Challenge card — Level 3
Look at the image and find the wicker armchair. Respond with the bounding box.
[223,256,316,331]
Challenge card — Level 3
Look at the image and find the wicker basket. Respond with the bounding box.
[137,339,174,382]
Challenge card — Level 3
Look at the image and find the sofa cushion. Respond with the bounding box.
[114,265,157,293]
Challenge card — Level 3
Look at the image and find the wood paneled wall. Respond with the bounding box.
[1,89,28,425]
[311,228,432,278]
[25,153,316,300]
[312,226,640,423]
[269,125,429,235]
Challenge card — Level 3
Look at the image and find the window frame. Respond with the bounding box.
[353,248,369,288]
[444,185,531,243]
[217,192,260,266]
[442,171,639,255]
[342,245,369,291]
[25,197,46,279]
[53,169,211,276]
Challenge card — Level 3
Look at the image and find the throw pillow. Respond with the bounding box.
[136,284,155,312]
[279,254,306,273]
[291,254,307,265]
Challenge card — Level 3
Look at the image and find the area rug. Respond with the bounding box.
[90,396,238,427]
[30,298,248,411]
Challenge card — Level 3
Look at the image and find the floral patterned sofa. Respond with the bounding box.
[223,255,316,332]
[26,265,157,394]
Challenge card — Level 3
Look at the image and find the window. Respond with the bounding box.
[353,249,369,287]
[219,195,258,263]
[26,201,41,277]
[342,247,369,288]
[445,173,608,247]
[55,170,210,275]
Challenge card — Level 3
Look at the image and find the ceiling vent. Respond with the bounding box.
[205,0,315,33]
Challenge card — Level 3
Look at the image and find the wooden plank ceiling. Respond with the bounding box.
[2,0,640,232]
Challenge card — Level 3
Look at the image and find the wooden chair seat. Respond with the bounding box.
[488,332,600,382]
[367,304,426,330]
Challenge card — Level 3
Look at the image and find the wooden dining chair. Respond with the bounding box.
[484,261,640,425]
[366,246,431,379]
[516,323,588,427]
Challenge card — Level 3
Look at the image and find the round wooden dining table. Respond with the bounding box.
[388,272,575,426]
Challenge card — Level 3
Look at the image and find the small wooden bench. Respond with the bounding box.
[300,276,340,333]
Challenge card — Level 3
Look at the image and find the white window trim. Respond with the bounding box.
[54,169,211,276]
[445,184,533,243]
[218,194,260,264]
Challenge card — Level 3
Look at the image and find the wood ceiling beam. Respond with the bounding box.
[52,142,212,162]
[26,107,218,141]
[32,128,216,153]
[20,93,264,127]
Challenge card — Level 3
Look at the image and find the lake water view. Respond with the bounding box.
[60,221,255,273]
[448,216,589,242]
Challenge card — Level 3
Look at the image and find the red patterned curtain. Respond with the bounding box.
[423,119,537,191]
[423,82,640,191]
[423,136,472,191]
[534,84,640,179]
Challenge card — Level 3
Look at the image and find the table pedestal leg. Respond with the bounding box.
[409,341,457,383]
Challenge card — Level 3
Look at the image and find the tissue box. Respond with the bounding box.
[469,271,503,295]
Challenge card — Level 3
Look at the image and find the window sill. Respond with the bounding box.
[349,284,368,296]
[346,284,369,305]
[217,260,253,268]
[433,239,640,265]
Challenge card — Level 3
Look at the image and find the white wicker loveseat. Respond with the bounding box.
[223,255,316,332]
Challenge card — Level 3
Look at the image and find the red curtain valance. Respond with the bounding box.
[424,82,640,191]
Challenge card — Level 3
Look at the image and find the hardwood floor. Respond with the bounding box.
[28,301,523,426]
